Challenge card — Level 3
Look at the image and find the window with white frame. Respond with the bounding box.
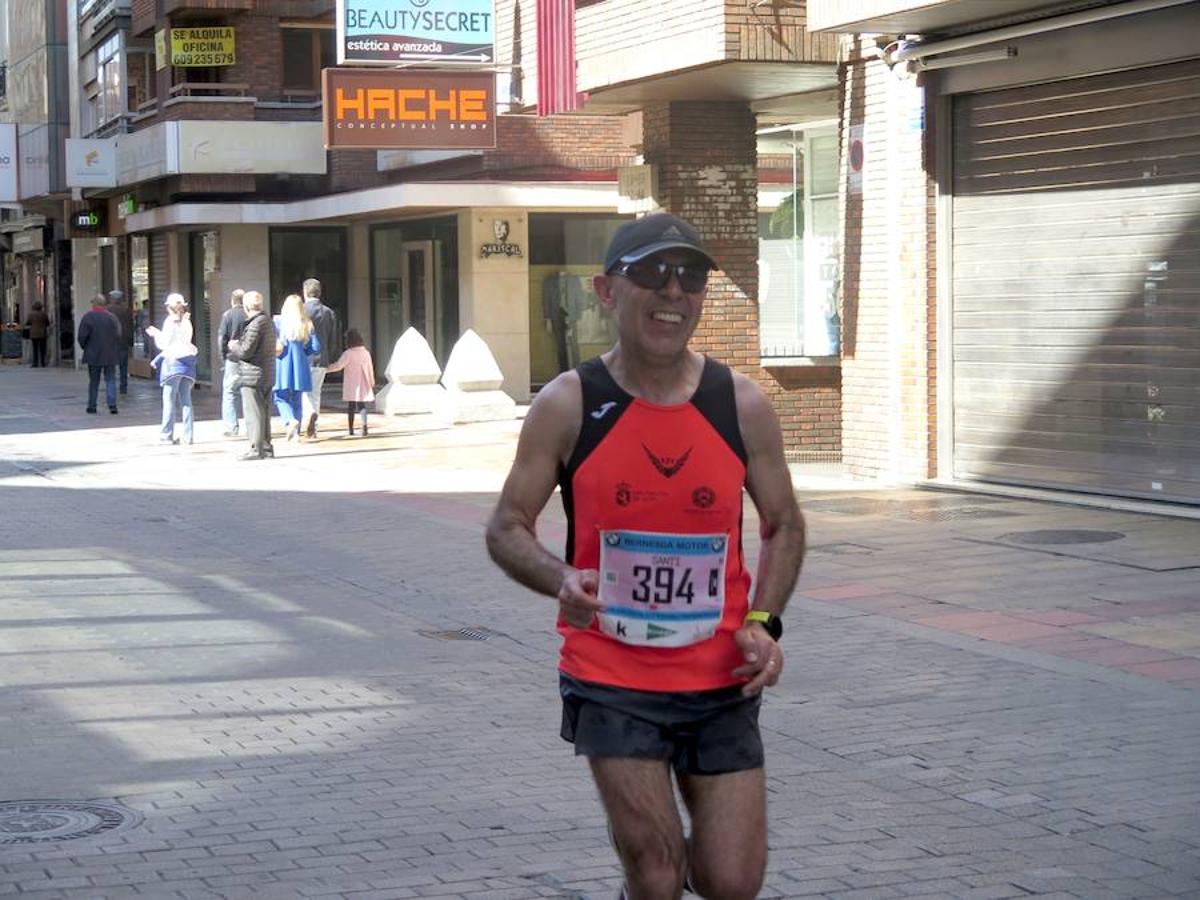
[758,125,840,360]
[82,32,124,135]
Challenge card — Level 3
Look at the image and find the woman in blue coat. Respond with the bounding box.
[273,294,320,442]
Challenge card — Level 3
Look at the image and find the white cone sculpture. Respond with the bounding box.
[436,328,517,424]
[375,327,446,416]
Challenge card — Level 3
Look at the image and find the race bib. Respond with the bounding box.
[597,529,728,648]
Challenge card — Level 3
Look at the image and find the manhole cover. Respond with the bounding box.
[1000,529,1125,546]
[418,627,495,641]
[0,800,142,844]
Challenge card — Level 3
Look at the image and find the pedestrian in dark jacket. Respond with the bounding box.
[23,302,50,367]
[226,290,277,460]
[77,293,123,414]
[302,278,339,439]
[217,288,248,436]
[107,289,135,393]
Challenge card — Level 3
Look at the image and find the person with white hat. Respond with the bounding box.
[146,292,199,445]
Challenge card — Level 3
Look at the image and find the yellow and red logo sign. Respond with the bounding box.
[322,69,496,150]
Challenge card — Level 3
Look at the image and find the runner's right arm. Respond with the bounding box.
[486,372,602,628]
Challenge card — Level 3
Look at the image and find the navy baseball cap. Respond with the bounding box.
[603,212,716,274]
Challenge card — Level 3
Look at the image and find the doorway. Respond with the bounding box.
[370,217,458,369]
[402,240,439,359]
[188,231,218,382]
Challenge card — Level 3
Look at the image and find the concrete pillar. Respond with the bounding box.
[457,208,531,402]
[839,45,933,481]
[348,222,371,348]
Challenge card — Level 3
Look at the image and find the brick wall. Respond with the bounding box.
[482,114,636,173]
[158,99,255,122]
[367,114,637,185]
[643,100,840,457]
[839,37,935,480]
[724,0,839,63]
[172,174,256,195]
[329,149,377,193]
[226,13,285,101]
[496,0,837,110]
[131,0,155,36]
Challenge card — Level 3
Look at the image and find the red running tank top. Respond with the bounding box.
[558,357,751,692]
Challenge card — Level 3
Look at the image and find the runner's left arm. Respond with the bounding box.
[732,373,806,693]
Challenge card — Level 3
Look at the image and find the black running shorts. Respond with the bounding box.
[559,673,764,775]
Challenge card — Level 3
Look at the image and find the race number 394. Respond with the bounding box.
[597,530,729,648]
[627,564,720,604]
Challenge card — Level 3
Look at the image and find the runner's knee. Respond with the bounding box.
[620,827,686,897]
[689,853,764,900]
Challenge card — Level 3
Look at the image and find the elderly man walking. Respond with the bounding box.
[77,293,123,414]
[226,290,277,460]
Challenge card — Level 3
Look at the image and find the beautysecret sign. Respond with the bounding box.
[336,0,494,65]
[322,68,496,150]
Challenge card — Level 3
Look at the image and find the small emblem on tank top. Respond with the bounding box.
[642,444,692,479]
[590,401,618,420]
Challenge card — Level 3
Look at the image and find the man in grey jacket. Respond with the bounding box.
[302,278,339,439]
[226,290,277,460]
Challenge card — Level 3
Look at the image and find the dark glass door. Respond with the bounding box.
[269,228,348,325]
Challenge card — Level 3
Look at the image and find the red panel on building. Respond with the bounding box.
[536,0,583,115]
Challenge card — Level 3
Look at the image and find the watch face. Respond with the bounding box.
[765,616,783,641]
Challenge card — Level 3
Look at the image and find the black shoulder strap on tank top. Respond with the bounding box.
[690,357,748,466]
[564,357,633,478]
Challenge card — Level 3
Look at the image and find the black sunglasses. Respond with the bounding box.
[611,256,710,293]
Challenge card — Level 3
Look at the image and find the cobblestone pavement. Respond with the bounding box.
[0,366,1198,899]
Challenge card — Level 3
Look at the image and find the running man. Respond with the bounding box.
[486,212,806,900]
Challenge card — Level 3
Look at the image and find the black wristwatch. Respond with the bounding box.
[744,610,783,641]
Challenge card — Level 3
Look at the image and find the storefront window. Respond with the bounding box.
[130,235,150,359]
[758,126,840,360]
[189,231,218,382]
[528,213,629,388]
[370,217,459,368]
[269,227,348,323]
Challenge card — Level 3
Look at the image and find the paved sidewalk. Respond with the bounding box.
[0,365,1198,899]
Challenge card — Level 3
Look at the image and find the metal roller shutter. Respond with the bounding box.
[148,233,169,331]
[951,58,1200,505]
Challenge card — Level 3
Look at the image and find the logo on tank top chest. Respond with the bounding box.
[614,481,667,507]
[642,444,692,479]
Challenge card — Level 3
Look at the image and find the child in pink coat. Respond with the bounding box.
[324,329,376,436]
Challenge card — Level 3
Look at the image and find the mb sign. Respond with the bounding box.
[337,0,494,65]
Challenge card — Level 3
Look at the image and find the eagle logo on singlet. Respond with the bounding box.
[642,444,692,479]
